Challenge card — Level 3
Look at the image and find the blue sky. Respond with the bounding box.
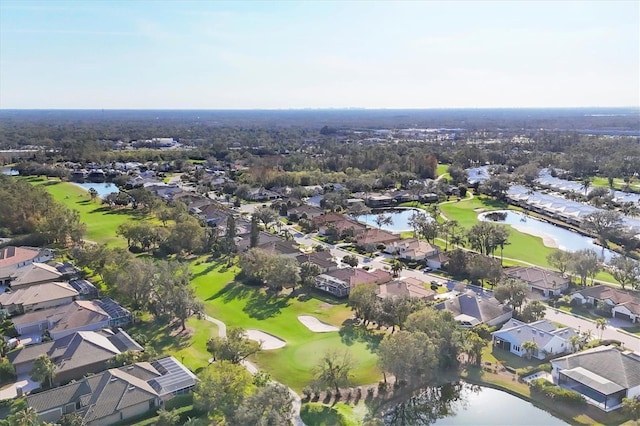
[0,0,638,109]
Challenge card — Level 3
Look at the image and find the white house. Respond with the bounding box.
[492,319,578,360]
[551,345,640,412]
[384,238,438,261]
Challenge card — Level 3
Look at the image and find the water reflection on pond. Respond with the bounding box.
[479,210,616,263]
[358,208,432,233]
[383,382,567,425]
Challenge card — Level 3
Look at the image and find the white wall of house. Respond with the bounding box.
[628,384,640,399]
[542,336,570,357]
[611,305,639,323]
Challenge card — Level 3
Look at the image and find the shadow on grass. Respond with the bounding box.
[296,289,349,306]
[192,259,230,279]
[89,205,149,219]
[127,320,192,353]
[244,291,291,320]
[339,319,382,351]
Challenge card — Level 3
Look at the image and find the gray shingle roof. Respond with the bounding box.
[552,345,640,392]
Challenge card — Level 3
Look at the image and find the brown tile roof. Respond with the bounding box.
[12,300,109,335]
[377,279,436,299]
[9,262,63,288]
[355,229,401,246]
[296,251,337,269]
[0,246,40,269]
[313,212,348,225]
[575,285,640,314]
[0,281,78,308]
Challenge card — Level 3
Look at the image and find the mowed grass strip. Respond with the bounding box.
[23,177,150,247]
[191,260,382,392]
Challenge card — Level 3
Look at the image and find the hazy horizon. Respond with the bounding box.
[1,1,638,109]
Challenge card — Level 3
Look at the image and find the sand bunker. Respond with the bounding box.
[298,315,340,332]
[245,329,286,350]
[511,225,559,249]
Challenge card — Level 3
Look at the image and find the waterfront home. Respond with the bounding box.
[551,345,640,411]
[315,268,393,298]
[504,266,570,298]
[492,319,577,359]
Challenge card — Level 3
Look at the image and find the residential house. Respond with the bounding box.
[26,356,198,425]
[355,229,400,249]
[319,218,366,238]
[504,266,570,298]
[570,285,640,323]
[8,329,142,383]
[1,263,63,289]
[256,239,301,258]
[287,205,324,220]
[236,230,281,252]
[377,277,436,300]
[0,246,54,271]
[492,319,578,360]
[247,187,279,201]
[551,345,640,411]
[426,252,449,270]
[296,251,338,273]
[12,300,111,339]
[0,282,79,315]
[315,268,392,298]
[436,291,513,327]
[95,298,134,327]
[365,195,395,208]
[195,203,230,227]
[385,238,438,261]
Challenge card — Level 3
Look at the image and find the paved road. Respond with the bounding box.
[202,315,305,426]
[545,307,640,353]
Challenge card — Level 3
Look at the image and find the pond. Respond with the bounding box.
[69,182,120,198]
[384,382,567,425]
[357,208,432,233]
[1,167,18,176]
[479,210,616,262]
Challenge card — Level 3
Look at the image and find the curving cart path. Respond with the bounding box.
[202,315,305,426]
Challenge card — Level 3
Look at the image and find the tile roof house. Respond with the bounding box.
[435,290,513,327]
[377,277,436,300]
[354,229,401,248]
[296,251,338,273]
[288,204,324,220]
[26,356,198,425]
[314,268,393,298]
[492,319,578,360]
[8,329,143,383]
[0,282,79,315]
[504,266,570,297]
[385,238,439,261]
[551,345,640,411]
[571,285,640,324]
[2,263,63,289]
[256,239,301,258]
[12,300,111,340]
[0,247,54,270]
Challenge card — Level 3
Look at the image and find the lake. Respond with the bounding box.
[69,182,120,198]
[384,382,567,425]
[1,167,18,176]
[479,210,616,262]
[357,208,431,233]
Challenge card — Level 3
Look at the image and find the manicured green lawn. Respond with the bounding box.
[436,164,450,180]
[591,176,640,191]
[300,402,363,426]
[23,177,150,247]
[127,316,218,374]
[191,260,383,392]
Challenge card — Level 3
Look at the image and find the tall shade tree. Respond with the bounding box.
[494,279,528,313]
[253,205,278,230]
[313,349,355,395]
[609,255,640,290]
[569,249,602,286]
[348,283,379,326]
[207,327,261,364]
[377,330,438,385]
[193,361,254,422]
[582,210,623,248]
[233,383,294,425]
[546,249,572,276]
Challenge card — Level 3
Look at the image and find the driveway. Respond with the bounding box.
[0,374,39,401]
[545,307,640,353]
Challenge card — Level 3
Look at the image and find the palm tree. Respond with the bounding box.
[390,258,404,277]
[569,334,583,352]
[88,187,98,201]
[595,318,607,341]
[30,354,56,388]
[12,406,39,426]
[581,177,592,196]
[374,214,393,230]
[521,341,538,360]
